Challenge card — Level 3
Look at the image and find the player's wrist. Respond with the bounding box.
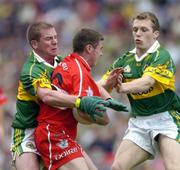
[75,97,81,108]
[103,83,113,93]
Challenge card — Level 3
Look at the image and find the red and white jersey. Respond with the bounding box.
[37,52,101,139]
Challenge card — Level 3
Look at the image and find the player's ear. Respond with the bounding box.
[85,44,94,54]
[31,40,38,49]
[153,30,159,39]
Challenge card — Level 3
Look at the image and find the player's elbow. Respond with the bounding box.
[37,88,54,104]
[41,94,53,104]
[143,82,153,91]
[142,76,155,90]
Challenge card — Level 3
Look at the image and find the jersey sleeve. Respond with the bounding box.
[143,48,176,86]
[20,64,52,97]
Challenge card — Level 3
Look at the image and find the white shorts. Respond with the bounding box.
[11,128,39,163]
[123,111,179,157]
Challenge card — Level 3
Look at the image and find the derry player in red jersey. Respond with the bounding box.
[34,28,127,170]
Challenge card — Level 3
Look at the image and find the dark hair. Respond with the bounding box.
[26,21,54,44]
[73,28,104,53]
[132,12,160,31]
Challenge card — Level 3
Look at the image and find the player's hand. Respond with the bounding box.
[76,96,107,121]
[115,84,121,93]
[103,98,128,112]
[115,73,123,93]
[104,68,124,90]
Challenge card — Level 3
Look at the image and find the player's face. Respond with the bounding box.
[33,27,59,59]
[90,41,103,67]
[132,19,159,52]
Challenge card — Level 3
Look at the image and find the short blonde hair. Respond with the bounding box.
[26,21,54,44]
[132,12,160,31]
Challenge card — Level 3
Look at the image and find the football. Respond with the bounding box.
[73,108,109,125]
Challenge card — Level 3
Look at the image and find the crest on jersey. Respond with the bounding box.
[56,139,69,149]
[124,65,131,73]
[26,142,35,149]
[85,86,93,96]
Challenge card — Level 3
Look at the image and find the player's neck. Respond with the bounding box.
[43,56,54,65]
[136,49,147,58]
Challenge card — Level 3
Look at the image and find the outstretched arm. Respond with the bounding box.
[37,87,108,120]
[119,75,155,94]
[37,87,77,108]
[97,84,111,100]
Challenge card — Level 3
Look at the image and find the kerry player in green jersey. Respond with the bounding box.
[11,22,113,170]
[101,12,180,170]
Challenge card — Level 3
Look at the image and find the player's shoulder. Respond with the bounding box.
[55,55,74,73]
[21,53,51,80]
[21,54,36,74]
[156,46,171,60]
[21,57,42,75]
[149,46,174,67]
[59,55,80,68]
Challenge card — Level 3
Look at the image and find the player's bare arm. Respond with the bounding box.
[37,87,77,108]
[119,75,155,94]
[97,84,112,100]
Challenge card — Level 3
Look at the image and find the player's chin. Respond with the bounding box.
[50,50,58,56]
[73,108,109,126]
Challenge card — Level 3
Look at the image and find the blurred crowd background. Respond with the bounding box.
[0,0,180,169]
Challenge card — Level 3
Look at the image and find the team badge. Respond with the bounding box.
[85,86,93,96]
[56,139,69,149]
[124,65,131,73]
[26,142,35,149]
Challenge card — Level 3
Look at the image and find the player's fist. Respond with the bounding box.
[104,67,124,91]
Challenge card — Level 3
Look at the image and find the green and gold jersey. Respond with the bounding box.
[12,51,63,129]
[103,46,180,116]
